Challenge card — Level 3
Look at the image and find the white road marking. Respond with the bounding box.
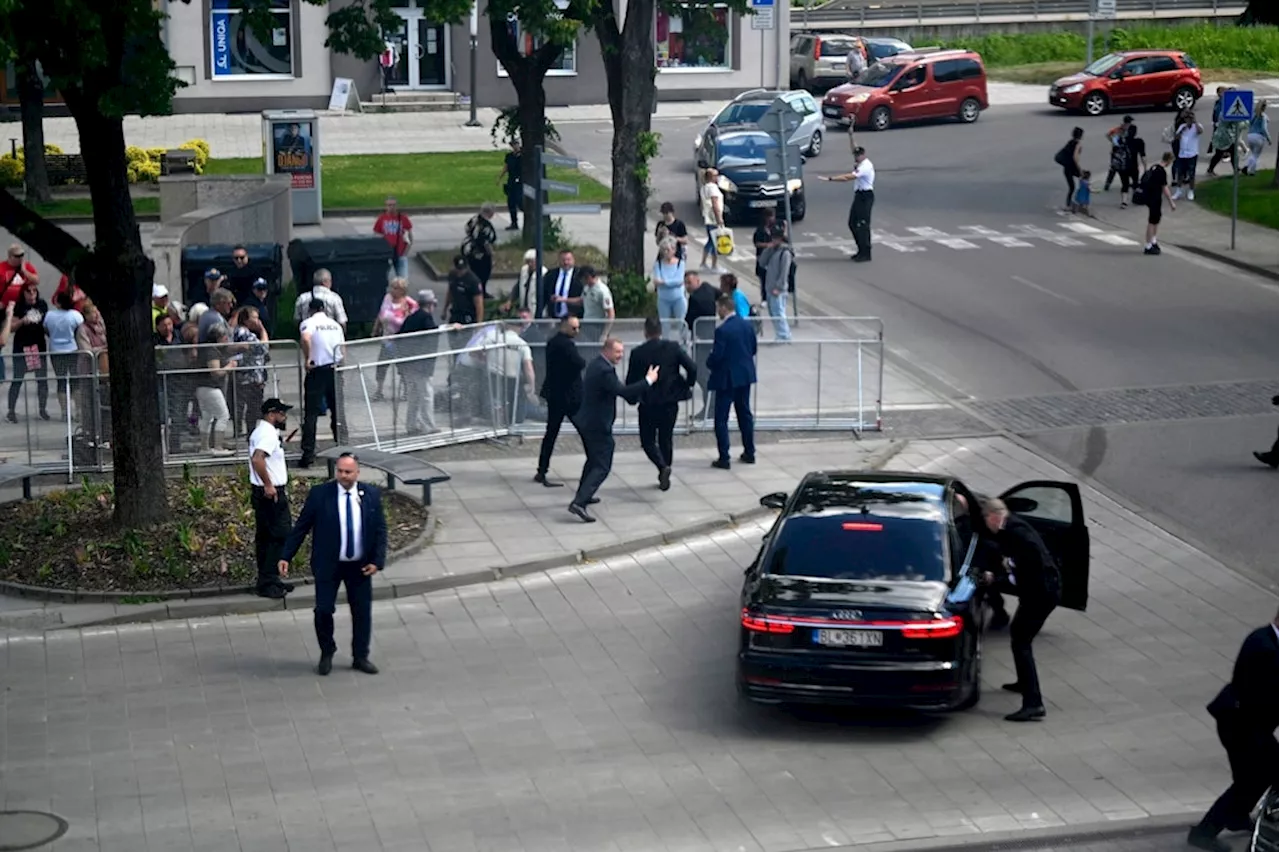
[1090,232,1140,246]
[1060,221,1104,234]
[1013,225,1086,247]
[907,226,949,238]
[881,240,926,252]
[960,225,1002,236]
[1011,274,1080,305]
[988,236,1034,248]
[936,238,979,250]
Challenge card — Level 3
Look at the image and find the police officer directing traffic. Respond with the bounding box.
[249,398,295,599]
[820,146,875,263]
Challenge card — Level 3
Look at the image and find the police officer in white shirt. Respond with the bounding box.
[299,298,347,468]
[249,398,295,599]
[820,145,876,263]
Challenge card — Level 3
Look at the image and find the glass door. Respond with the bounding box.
[385,17,411,89]
[416,21,448,88]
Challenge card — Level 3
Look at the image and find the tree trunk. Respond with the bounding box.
[595,0,658,275]
[515,75,549,248]
[69,105,168,528]
[16,60,52,206]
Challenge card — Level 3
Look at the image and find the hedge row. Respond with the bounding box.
[0,138,212,188]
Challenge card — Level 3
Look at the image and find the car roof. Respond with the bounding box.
[787,472,951,520]
[864,36,911,45]
[1113,49,1185,57]
[888,48,979,65]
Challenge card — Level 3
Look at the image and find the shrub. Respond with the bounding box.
[0,156,23,188]
[607,269,657,318]
[179,139,211,175]
[127,158,162,184]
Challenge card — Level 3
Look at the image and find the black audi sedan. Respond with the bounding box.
[737,472,1090,711]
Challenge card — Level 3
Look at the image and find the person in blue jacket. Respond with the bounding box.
[707,294,757,470]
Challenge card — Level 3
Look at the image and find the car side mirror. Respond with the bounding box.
[760,492,787,510]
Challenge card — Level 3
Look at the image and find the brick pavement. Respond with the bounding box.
[1,435,1272,852]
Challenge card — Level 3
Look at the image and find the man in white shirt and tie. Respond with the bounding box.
[541,249,584,320]
[820,145,876,263]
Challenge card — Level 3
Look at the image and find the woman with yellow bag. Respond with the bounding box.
[699,168,727,273]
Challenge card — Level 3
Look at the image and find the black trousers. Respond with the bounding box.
[849,190,874,259]
[237,382,266,441]
[1010,598,1055,708]
[8,354,48,414]
[314,562,373,660]
[537,400,575,476]
[301,365,338,459]
[251,486,291,589]
[638,402,679,470]
[573,427,615,507]
[506,183,521,224]
[1200,722,1278,833]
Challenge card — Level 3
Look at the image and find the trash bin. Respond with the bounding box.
[179,243,284,317]
[287,236,392,327]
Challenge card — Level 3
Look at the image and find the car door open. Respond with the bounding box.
[999,480,1090,611]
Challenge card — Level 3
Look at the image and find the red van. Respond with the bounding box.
[822,49,989,131]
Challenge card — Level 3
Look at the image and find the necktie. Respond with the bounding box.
[344,490,355,560]
[557,271,568,317]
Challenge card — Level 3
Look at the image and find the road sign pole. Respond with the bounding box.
[1086,15,1094,66]
[1231,159,1238,250]
[1218,88,1253,251]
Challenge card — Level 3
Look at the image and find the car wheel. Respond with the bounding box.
[958,97,981,124]
[954,630,982,711]
[1082,92,1108,116]
[869,106,891,131]
[1173,86,1198,111]
[791,193,806,222]
[807,130,822,157]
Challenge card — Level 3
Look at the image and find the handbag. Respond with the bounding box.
[23,345,41,372]
[712,227,735,257]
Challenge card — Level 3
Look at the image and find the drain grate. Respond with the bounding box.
[0,811,69,851]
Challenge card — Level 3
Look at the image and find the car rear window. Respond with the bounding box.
[1180,53,1197,68]
[765,514,948,582]
[819,38,856,57]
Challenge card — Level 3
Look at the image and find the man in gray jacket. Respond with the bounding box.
[758,226,793,342]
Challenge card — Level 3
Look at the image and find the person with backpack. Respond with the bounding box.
[1053,127,1083,211]
[1133,151,1176,256]
[1118,123,1148,209]
[1103,115,1133,191]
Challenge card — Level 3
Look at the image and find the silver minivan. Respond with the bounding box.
[790,34,859,91]
[692,89,826,159]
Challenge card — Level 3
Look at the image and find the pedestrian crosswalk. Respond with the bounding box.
[725,221,1141,262]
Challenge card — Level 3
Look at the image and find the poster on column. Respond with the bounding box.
[272,120,315,189]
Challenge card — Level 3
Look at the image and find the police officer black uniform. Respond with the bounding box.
[248,398,295,598]
[820,146,876,262]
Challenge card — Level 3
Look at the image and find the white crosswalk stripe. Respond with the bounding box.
[988,236,1035,248]
[1060,222,1105,234]
[936,238,980,250]
[1090,232,1140,246]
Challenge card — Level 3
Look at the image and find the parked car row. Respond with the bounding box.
[789,33,914,91]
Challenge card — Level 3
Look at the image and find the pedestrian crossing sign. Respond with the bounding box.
[1221,89,1254,122]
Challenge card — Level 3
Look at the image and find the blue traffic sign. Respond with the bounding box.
[1221,89,1254,123]
[751,0,775,7]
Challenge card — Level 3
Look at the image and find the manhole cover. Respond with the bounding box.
[0,811,69,851]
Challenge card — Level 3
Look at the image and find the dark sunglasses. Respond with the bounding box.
[9,252,24,259]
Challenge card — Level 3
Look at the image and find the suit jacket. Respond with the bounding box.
[685,283,719,340]
[281,481,389,582]
[540,330,586,411]
[1208,624,1279,735]
[542,267,584,319]
[626,338,696,406]
[991,514,1061,605]
[575,354,648,435]
[706,314,758,391]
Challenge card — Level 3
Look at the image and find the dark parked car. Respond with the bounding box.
[695,129,806,223]
[1254,787,1278,852]
[737,472,1090,710]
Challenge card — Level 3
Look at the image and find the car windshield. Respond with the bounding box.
[1083,53,1125,76]
[716,133,777,167]
[855,61,902,87]
[765,514,948,582]
[714,102,769,127]
[819,38,856,57]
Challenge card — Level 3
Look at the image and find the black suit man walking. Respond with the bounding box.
[683,271,719,419]
[626,316,697,491]
[569,338,657,522]
[1188,616,1279,852]
[535,315,585,486]
[980,497,1061,722]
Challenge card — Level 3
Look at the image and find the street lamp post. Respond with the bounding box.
[466,3,482,127]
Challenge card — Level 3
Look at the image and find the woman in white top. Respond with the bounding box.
[43,288,84,418]
[1244,100,1272,176]
[699,167,726,272]
[504,248,545,316]
[650,237,687,337]
[1171,110,1204,200]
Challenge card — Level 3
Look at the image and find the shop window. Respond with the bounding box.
[656,4,731,70]
[498,0,577,77]
[210,0,294,79]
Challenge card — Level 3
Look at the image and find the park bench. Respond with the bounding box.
[160,149,197,175]
[45,154,87,185]
[318,446,451,506]
[0,463,39,500]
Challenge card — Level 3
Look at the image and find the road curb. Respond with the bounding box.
[46,439,906,630]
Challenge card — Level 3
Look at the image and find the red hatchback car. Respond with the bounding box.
[822,49,989,131]
[1048,50,1202,116]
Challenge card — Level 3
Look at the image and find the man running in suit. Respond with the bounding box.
[535,315,585,487]
[707,295,757,470]
[280,452,389,676]
[568,338,657,523]
[626,316,697,491]
[1188,615,1279,852]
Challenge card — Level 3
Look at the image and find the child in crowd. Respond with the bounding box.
[1072,170,1092,216]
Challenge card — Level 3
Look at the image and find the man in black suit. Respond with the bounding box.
[1188,615,1279,852]
[280,452,389,676]
[542,248,584,320]
[683,271,719,419]
[569,338,657,522]
[980,497,1061,722]
[535,315,585,487]
[626,316,697,491]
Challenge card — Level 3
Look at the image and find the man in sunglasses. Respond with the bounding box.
[1,244,40,308]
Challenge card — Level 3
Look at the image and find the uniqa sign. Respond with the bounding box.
[213,14,231,73]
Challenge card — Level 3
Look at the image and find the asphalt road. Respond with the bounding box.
[556,103,1279,587]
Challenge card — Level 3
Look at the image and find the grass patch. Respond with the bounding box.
[1193,170,1278,229]
[942,24,1278,72]
[423,239,609,280]
[0,474,429,593]
[29,196,160,219]
[205,151,610,209]
[989,62,1267,86]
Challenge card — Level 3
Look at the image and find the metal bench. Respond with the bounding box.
[160,149,197,175]
[45,154,88,185]
[0,463,39,500]
[317,447,451,506]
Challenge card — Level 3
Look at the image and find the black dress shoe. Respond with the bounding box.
[317,653,333,676]
[1001,682,1025,694]
[1004,705,1046,722]
[534,472,564,487]
[297,455,314,469]
[568,503,596,523]
[1186,826,1230,852]
[988,611,1010,630]
[658,466,672,491]
[586,497,600,505]
[352,658,379,675]
[711,459,731,470]
[852,254,871,263]
[739,453,755,464]
[257,584,288,600]
[1254,450,1278,469]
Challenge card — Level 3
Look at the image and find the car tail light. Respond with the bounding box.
[741,609,795,634]
[901,615,964,639]
[842,522,884,531]
[814,38,822,60]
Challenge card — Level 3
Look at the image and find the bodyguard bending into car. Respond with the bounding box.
[980,497,1061,723]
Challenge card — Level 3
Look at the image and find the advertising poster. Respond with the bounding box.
[272,120,314,189]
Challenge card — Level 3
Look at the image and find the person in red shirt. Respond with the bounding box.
[0,243,40,307]
[53,273,88,314]
[373,196,413,280]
